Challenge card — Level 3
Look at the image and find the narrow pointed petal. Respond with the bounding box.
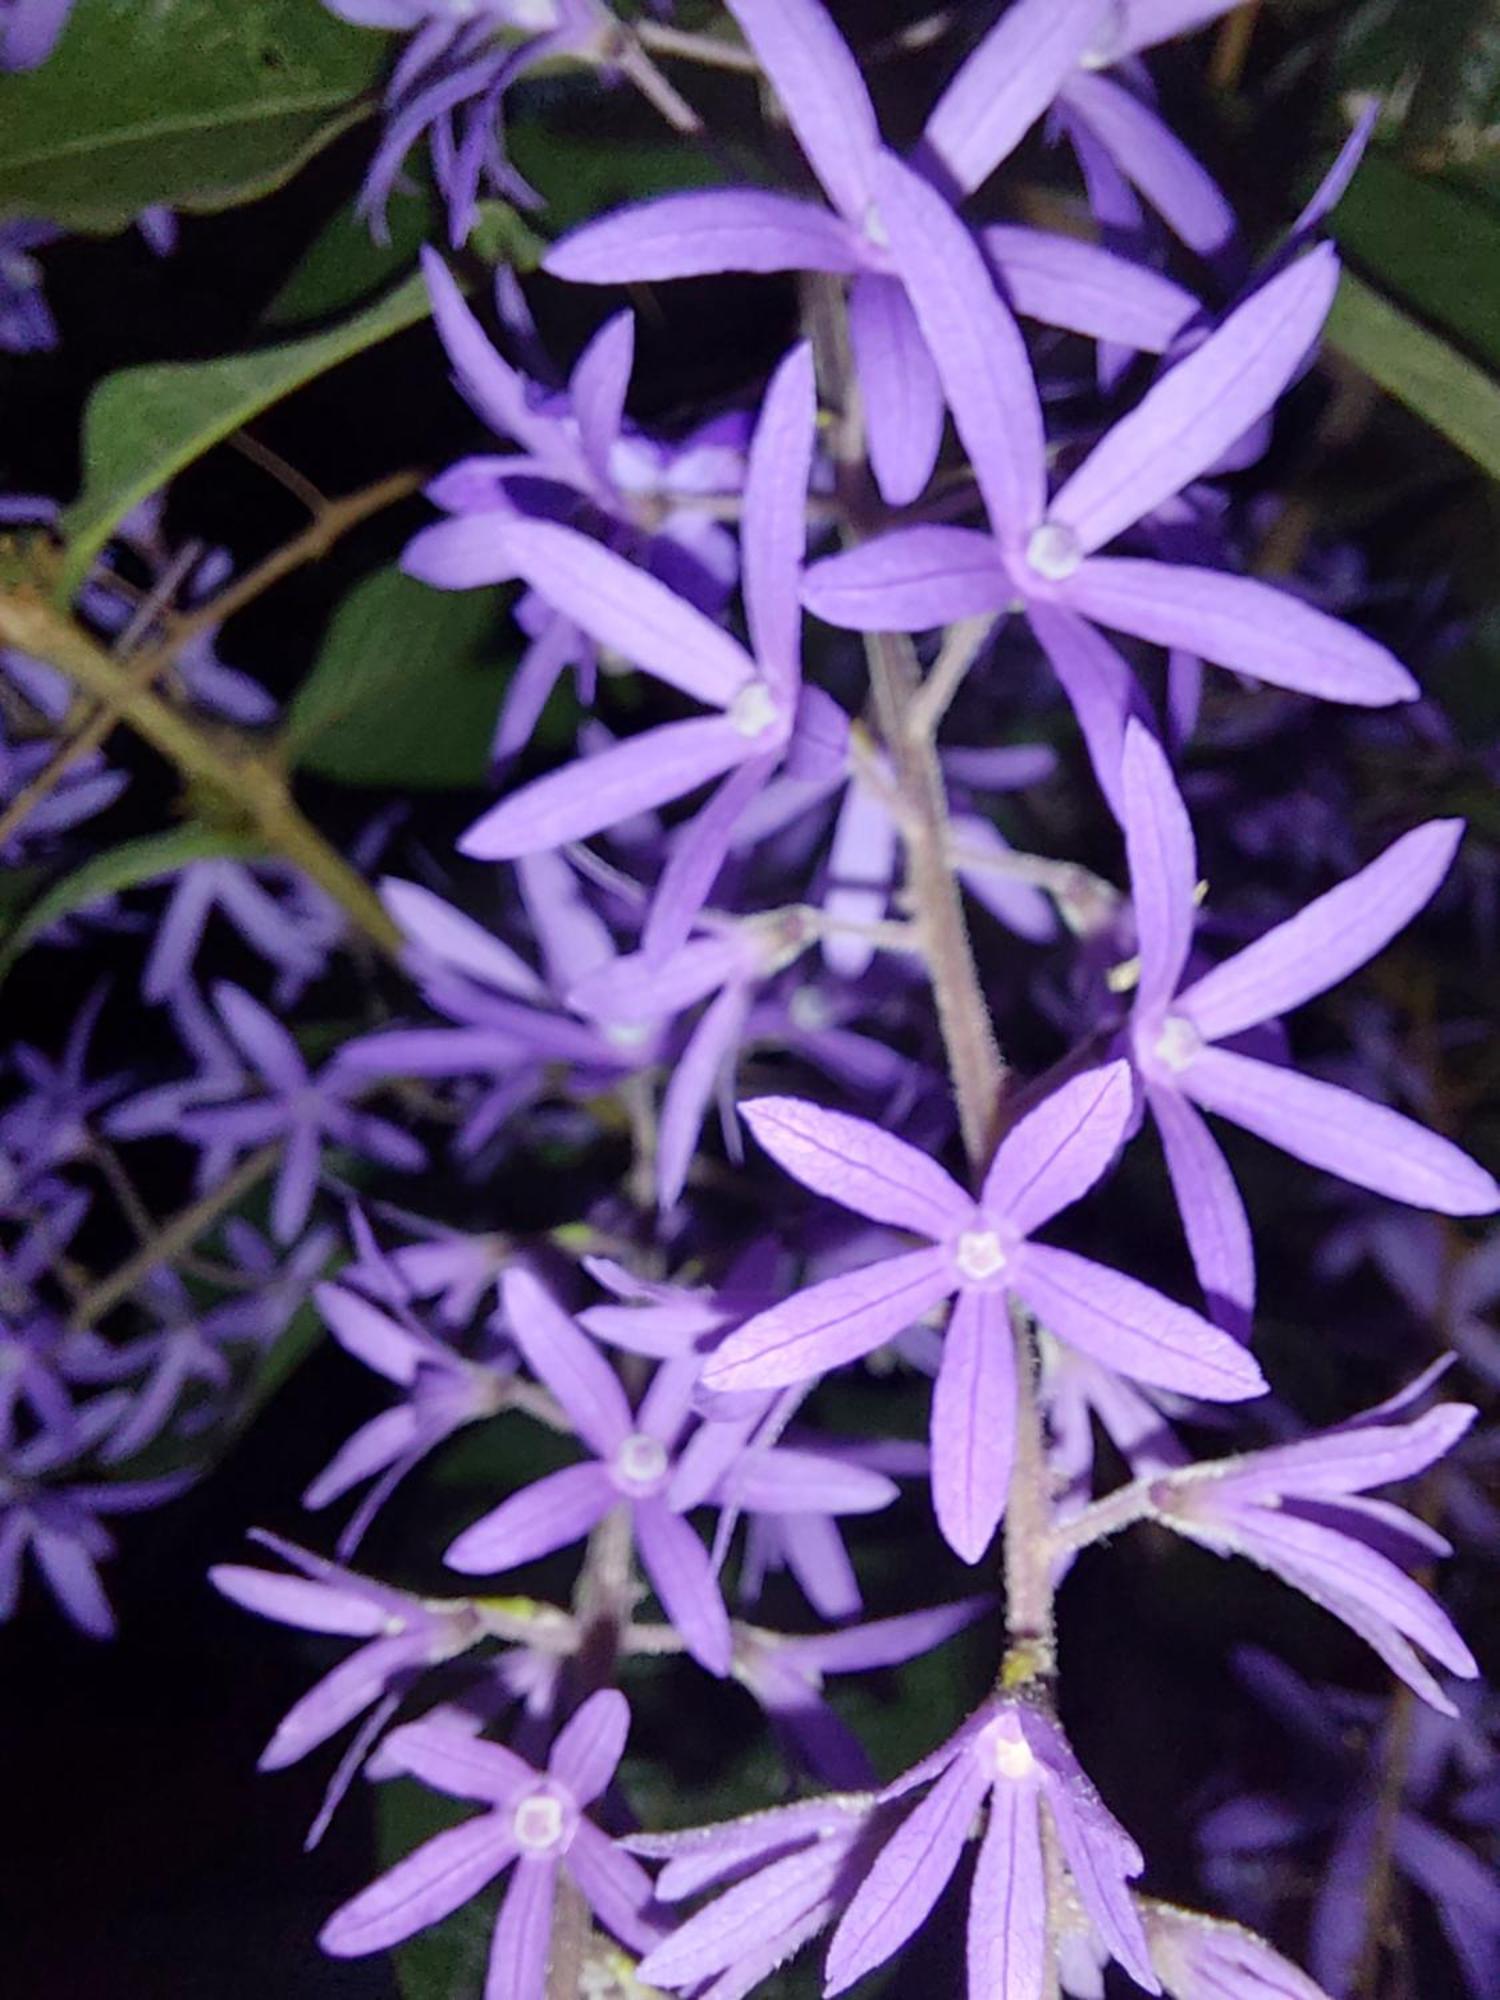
[932,1287,1017,1563]
[444,1463,616,1574]
[474,520,753,709]
[459,715,751,859]
[1064,557,1418,704]
[315,1282,424,1385]
[544,190,865,283]
[803,526,1009,632]
[382,879,548,1001]
[379,1719,535,1805]
[487,1857,556,2000]
[1013,1245,1267,1400]
[571,935,747,1026]
[303,1406,421,1510]
[826,1752,990,1993]
[1049,248,1339,554]
[644,754,780,964]
[566,1821,660,1954]
[984,224,1199,352]
[657,982,754,1211]
[1062,73,1238,256]
[967,1778,1047,2000]
[261,1633,419,1770]
[1181,1049,1500,1216]
[823,778,900,978]
[1121,720,1198,1016]
[923,0,1111,195]
[420,247,562,464]
[741,1096,969,1235]
[569,310,634,486]
[501,1266,632,1455]
[703,1248,956,1392]
[635,1498,732,1675]
[731,1448,898,1517]
[724,0,879,219]
[982,1062,1133,1235]
[1026,602,1142,821]
[847,271,946,507]
[213,981,304,1089]
[208,1566,387,1638]
[1180,821,1464,1042]
[638,1837,849,1986]
[1148,1084,1255,1335]
[320,1816,516,1956]
[742,340,816,694]
[549,1688,628,1807]
[872,151,1047,544]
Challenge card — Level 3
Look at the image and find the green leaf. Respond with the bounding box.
[0,822,262,980]
[285,567,510,788]
[508,121,730,234]
[0,0,385,233]
[1333,153,1500,371]
[1326,271,1500,482]
[58,268,435,601]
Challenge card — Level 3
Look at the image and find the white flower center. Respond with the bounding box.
[992,1716,1036,1782]
[1025,522,1083,583]
[513,1791,566,1852]
[862,201,890,249]
[614,1432,669,1490]
[956,1228,1008,1282]
[729,681,780,739]
[604,1022,651,1051]
[1154,1014,1204,1074]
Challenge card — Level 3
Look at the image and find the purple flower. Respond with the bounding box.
[0,220,62,350]
[1137,1899,1334,2000]
[1118,721,1499,1331]
[1146,1395,1479,1712]
[0,0,73,70]
[319,1688,660,1992]
[178,984,426,1242]
[410,341,840,959]
[141,860,339,1005]
[803,155,1416,812]
[546,0,1200,503]
[703,1067,1264,1561]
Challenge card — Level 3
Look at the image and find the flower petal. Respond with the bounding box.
[742,1096,970,1235]
[724,0,880,219]
[967,1777,1046,2000]
[984,223,1199,352]
[545,189,865,282]
[983,1062,1134,1236]
[1062,72,1237,257]
[548,1687,630,1806]
[319,1815,516,1957]
[636,1498,733,1675]
[1147,1084,1255,1337]
[486,1855,556,2000]
[847,270,946,507]
[703,1248,956,1392]
[1121,720,1198,1017]
[501,1266,632,1455]
[803,526,1009,632]
[923,0,1111,195]
[444,1462,616,1574]
[742,340,817,694]
[931,1287,1017,1564]
[569,309,634,486]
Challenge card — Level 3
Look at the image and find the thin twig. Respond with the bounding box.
[634,20,758,73]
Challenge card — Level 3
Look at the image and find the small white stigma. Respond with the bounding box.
[1154,1014,1204,1074]
[513,1791,566,1852]
[862,201,890,249]
[1025,522,1083,583]
[729,681,780,739]
[956,1228,1008,1283]
[604,1021,651,1052]
[992,1717,1036,1782]
[789,986,832,1033]
[615,1432,669,1490]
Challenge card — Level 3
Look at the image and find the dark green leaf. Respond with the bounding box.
[0,822,262,980]
[0,0,385,233]
[508,122,731,234]
[285,567,510,788]
[1326,271,1500,481]
[58,269,435,600]
[1333,152,1500,370]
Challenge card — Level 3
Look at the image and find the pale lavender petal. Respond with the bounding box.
[548,1687,628,1806]
[208,1566,388,1638]
[571,935,747,1026]
[213,981,305,1090]
[1121,719,1198,1014]
[1180,821,1464,1042]
[402,513,525,591]
[303,1406,421,1510]
[731,1448,898,1516]
[638,1836,850,1986]
[501,1266,632,1454]
[444,1462,617,1573]
[381,879,548,1001]
[570,310,634,486]
[1013,1244,1267,1400]
[983,224,1199,352]
[967,1777,1046,2000]
[636,1498,732,1675]
[474,520,754,709]
[459,715,752,859]
[261,1633,417,1771]
[272,1122,322,1244]
[486,1856,556,2000]
[420,248,567,466]
[950,816,1058,944]
[847,271,946,507]
[702,1248,956,1392]
[931,1286,1017,1563]
[1026,601,1141,820]
[825,1752,990,1993]
[1181,1049,1500,1216]
[741,1096,969,1235]
[32,1527,113,1637]
[1048,248,1339,554]
[644,754,781,964]
[983,1062,1133,1235]
[741,340,816,694]
[725,0,879,218]
[824,780,899,978]
[516,850,616,992]
[1062,73,1237,257]
[1148,1084,1255,1335]
[319,1816,517,1956]
[802,526,1009,632]
[380,1719,534,1806]
[1063,557,1419,704]
[873,151,1046,545]
[315,1282,424,1385]
[658,982,754,1211]
[565,1820,660,1952]
[923,0,1111,195]
[545,190,865,283]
